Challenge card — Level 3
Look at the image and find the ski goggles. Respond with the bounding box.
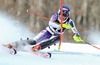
[62,13,69,17]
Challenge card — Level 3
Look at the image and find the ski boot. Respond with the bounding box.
[4,44,12,48]
[32,44,41,51]
[32,44,52,58]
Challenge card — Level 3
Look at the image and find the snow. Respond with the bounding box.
[0,43,100,65]
[0,12,100,65]
[0,12,34,44]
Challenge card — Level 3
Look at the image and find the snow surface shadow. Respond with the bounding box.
[49,50,100,57]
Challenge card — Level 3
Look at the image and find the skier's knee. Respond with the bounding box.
[28,40,37,45]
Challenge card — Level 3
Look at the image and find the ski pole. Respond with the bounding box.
[26,9,50,21]
[85,42,100,50]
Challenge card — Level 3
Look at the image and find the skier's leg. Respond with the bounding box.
[40,35,60,50]
[5,29,52,51]
[32,35,60,51]
[32,29,52,43]
[3,39,34,54]
[27,40,36,45]
[4,39,36,51]
[25,30,52,45]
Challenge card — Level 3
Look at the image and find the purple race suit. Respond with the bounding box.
[33,13,79,43]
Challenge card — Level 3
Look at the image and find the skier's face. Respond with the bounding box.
[59,13,68,21]
[62,13,69,20]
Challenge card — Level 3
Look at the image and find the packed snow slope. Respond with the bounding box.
[0,43,100,65]
[0,12,100,65]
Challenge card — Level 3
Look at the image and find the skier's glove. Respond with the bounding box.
[73,34,84,43]
[59,24,70,29]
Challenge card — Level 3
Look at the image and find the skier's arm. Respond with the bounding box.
[69,20,84,43]
[69,20,79,35]
[49,20,59,28]
[49,21,70,29]
[48,13,60,28]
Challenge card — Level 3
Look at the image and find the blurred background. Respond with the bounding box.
[0,0,100,43]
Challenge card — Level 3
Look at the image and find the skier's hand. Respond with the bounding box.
[59,24,70,29]
[73,34,84,43]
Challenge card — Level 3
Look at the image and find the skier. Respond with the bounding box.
[5,5,84,52]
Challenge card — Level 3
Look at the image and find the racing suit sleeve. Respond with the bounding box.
[48,13,60,28]
[69,19,80,35]
[69,19,84,42]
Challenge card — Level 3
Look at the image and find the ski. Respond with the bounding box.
[0,44,51,58]
[0,44,17,55]
[32,51,51,58]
